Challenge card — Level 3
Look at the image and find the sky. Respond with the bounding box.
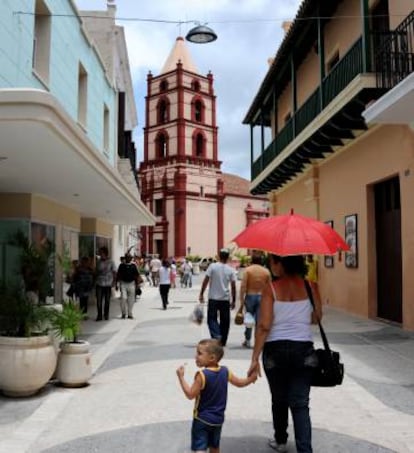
[74,0,302,179]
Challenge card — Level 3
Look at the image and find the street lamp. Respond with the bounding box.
[185,24,217,43]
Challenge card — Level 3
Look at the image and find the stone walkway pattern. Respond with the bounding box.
[1,273,414,452]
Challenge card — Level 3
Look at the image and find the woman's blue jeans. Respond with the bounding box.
[243,294,261,341]
[207,299,230,346]
[263,340,314,453]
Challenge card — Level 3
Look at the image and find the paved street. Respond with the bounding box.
[1,273,414,452]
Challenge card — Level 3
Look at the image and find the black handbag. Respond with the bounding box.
[305,281,344,387]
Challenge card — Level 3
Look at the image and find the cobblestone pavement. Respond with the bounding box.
[1,273,414,452]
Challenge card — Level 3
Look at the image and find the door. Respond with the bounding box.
[375,176,402,323]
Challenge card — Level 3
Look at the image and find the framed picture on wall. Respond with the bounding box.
[344,214,358,268]
[324,220,334,268]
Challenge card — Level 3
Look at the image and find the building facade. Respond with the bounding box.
[0,0,154,301]
[244,0,414,329]
[139,37,267,259]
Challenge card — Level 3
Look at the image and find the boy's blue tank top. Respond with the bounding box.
[194,366,229,426]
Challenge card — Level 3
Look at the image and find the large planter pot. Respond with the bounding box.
[0,335,57,397]
[55,341,92,388]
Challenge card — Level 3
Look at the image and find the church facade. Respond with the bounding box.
[138,37,267,259]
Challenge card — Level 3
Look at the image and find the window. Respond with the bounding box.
[195,133,204,157]
[103,104,109,152]
[192,80,201,91]
[156,133,167,158]
[155,199,163,217]
[327,51,340,73]
[194,100,203,122]
[284,112,292,124]
[157,99,169,124]
[160,80,168,92]
[200,186,204,197]
[33,0,51,83]
[78,63,88,127]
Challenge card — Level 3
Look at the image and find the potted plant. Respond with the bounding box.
[50,300,92,387]
[0,282,57,397]
[11,230,54,304]
[236,254,251,280]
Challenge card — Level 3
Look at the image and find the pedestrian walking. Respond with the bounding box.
[248,254,322,453]
[176,338,257,453]
[95,246,116,321]
[72,256,94,315]
[237,252,271,348]
[116,254,140,319]
[181,259,193,288]
[150,255,162,287]
[199,249,236,347]
[159,259,171,310]
[170,259,177,288]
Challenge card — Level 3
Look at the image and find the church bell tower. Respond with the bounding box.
[139,37,222,258]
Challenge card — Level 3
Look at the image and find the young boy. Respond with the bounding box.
[176,338,257,453]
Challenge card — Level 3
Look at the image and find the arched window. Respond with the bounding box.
[159,80,168,92]
[192,80,200,91]
[156,133,168,159]
[195,133,204,156]
[194,100,203,122]
[157,99,169,124]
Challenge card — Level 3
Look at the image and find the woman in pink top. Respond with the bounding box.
[248,255,322,453]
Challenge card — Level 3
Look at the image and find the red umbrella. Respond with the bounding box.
[232,211,349,256]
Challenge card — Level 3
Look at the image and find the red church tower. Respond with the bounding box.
[139,37,224,258]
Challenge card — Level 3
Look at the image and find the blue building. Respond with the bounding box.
[0,0,154,302]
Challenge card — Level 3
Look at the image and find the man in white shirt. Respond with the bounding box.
[150,255,162,287]
[181,259,193,288]
[199,249,236,346]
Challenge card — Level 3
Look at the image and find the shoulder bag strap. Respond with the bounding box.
[304,280,332,353]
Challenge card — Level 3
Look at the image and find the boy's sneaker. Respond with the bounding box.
[242,340,251,348]
[268,439,288,452]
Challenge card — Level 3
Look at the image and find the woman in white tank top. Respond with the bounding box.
[248,255,322,453]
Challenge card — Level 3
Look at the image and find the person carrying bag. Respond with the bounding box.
[304,280,344,387]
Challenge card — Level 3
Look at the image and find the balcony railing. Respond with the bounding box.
[252,37,363,180]
[323,38,363,105]
[374,10,414,89]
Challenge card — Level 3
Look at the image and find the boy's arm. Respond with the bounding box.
[228,370,257,388]
[176,367,203,400]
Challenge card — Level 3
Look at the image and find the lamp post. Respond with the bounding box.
[185,24,217,43]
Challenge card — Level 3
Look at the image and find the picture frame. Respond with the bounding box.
[324,220,334,268]
[344,214,358,268]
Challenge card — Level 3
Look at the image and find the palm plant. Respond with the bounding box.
[50,300,86,343]
[10,230,54,303]
[0,282,52,337]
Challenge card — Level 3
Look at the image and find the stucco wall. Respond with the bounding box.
[296,51,320,107]
[0,0,117,164]
[223,196,267,248]
[388,0,413,28]
[317,125,414,327]
[186,198,218,256]
[324,0,361,64]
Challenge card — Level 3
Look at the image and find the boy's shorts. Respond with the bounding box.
[191,418,222,451]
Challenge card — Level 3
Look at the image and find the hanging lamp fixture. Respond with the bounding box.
[185,24,217,43]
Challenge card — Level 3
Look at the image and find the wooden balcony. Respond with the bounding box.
[251,10,414,195]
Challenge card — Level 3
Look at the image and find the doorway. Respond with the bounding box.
[155,239,163,259]
[374,176,402,323]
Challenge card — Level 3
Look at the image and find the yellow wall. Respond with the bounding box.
[81,218,112,237]
[0,193,80,228]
